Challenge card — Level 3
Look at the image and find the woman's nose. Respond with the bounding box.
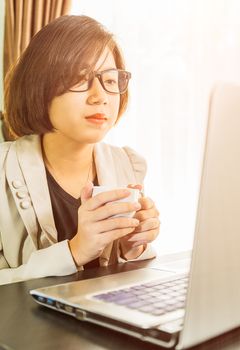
[87,77,108,105]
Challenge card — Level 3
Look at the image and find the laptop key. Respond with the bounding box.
[114,297,137,306]
[132,290,146,296]
[138,294,154,301]
[131,285,146,290]
[94,292,133,302]
[154,284,168,290]
[142,280,165,287]
[154,301,168,308]
[165,304,180,312]
[174,301,185,308]
[151,309,167,316]
[149,291,165,297]
[127,300,151,309]
[165,299,178,305]
[177,295,187,302]
[139,305,157,313]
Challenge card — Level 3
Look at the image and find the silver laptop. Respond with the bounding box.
[30,82,240,349]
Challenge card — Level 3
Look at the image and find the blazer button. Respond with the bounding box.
[12,180,24,189]
[20,200,31,209]
[16,191,28,199]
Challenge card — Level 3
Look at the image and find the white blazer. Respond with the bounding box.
[0,135,156,285]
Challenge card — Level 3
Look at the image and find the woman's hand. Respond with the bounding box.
[120,184,160,260]
[69,182,141,267]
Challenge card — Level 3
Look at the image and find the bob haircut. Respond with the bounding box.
[4,15,129,137]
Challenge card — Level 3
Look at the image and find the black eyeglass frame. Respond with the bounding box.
[68,69,131,95]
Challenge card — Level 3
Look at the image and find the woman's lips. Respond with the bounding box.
[85,113,108,125]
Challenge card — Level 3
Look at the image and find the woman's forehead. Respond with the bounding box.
[94,47,116,71]
[75,47,117,77]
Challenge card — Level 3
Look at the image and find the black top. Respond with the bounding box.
[46,168,99,269]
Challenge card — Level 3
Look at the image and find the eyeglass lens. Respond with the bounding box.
[70,70,130,94]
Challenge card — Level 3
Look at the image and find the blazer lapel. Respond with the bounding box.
[94,142,119,186]
[94,142,136,187]
[15,135,58,247]
[94,142,136,265]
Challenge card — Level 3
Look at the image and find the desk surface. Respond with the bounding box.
[0,259,240,350]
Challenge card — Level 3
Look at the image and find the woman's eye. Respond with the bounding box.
[104,79,117,85]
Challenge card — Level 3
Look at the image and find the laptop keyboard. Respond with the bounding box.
[93,276,188,316]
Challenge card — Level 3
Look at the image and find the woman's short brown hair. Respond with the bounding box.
[4,15,129,137]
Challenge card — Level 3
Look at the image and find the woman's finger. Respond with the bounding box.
[126,228,159,243]
[95,217,139,233]
[88,201,141,221]
[138,196,154,210]
[84,188,132,210]
[133,217,160,233]
[102,227,137,245]
[134,207,158,221]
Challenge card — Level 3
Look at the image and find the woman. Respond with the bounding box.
[0,15,160,285]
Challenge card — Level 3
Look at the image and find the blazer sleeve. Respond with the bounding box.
[0,238,78,285]
[118,244,157,263]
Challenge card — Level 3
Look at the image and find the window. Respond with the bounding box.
[71,0,240,254]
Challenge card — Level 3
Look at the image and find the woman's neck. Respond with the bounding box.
[41,133,95,198]
[42,133,94,174]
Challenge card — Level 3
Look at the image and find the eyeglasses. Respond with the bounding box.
[69,69,131,94]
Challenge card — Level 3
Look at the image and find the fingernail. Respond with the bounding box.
[131,242,142,247]
[132,241,147,247]
[133,219,139,226]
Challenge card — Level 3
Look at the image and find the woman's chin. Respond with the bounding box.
[71,131,109,144]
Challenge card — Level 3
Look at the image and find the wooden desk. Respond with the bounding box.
[0,260,240,350]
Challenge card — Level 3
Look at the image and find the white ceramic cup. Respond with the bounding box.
[92,186,140,218]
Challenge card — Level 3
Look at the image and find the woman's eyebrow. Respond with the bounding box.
[95,67,117,72]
